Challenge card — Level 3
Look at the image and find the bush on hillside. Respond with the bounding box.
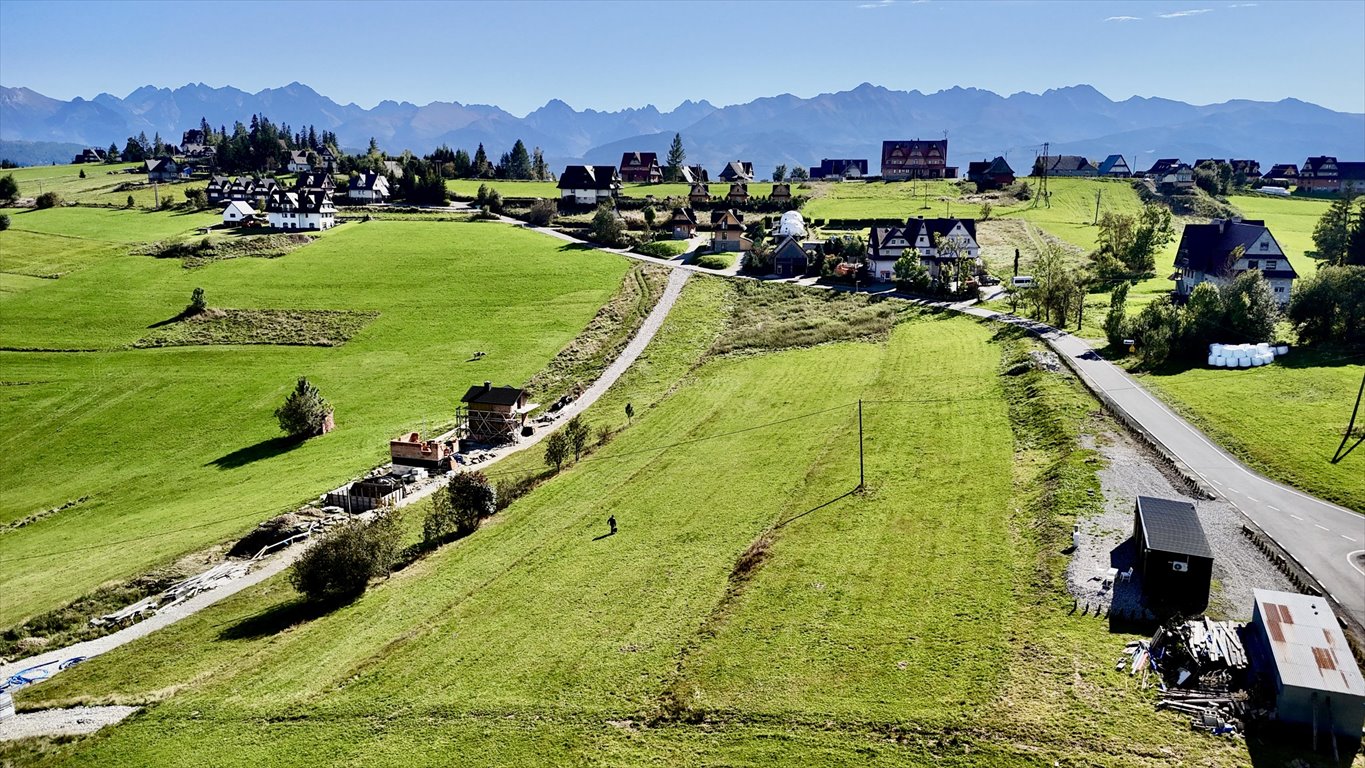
[526,198,556,226]
[0,173,17,201]
[1287,265,1365,345]
[289,513,402,605]
[0,214,9,232]
[35,191,62,209]
[275,377,332,438]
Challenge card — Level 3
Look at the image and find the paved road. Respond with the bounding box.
[958,307,1365,623]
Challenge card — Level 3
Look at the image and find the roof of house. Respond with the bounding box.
[812,158,869,176]
[773,236,809,263]
[1253,589,1365,697]
[727,182,749,197]
[349,171,387,192]
[1301,156,1337,175]
[718,161,754,181]
[1048,155,1095,173]
[1134,496,1213,559]
[868,217,978,260]
[710,209,743,227]
[1175,218,1296,278]
[620,151,659,168]
[688,183,710,196]
[222,201,255,216]
[558,164,620,190]
[1264,163,1298,178]
[1339,161,1365,182]
[1145,158,1181,176]
[670,207,698,226]
[144,157,175,173]
[295,171,333,189]
[1097,154,1129,174]
[290,150,310,164]
[267,189,333,214]
[679,165,708,184]
[771,183,791,197]
[970,156,1014,178]
[882,140,948,167]
[460,383,527,406]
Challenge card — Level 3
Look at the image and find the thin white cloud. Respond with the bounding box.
[1159,8,1213,17]
[1106,15,1141,21]
[1228,2,1257,7]
[858,0,894,8]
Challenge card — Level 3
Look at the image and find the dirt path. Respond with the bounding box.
[0,705,138,741]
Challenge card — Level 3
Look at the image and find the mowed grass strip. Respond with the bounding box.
[131,308,379,348]
[0,219,630,627]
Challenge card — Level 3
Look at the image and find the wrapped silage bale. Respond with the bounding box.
[1276,345,1289,356]
[1238,357,1251,368]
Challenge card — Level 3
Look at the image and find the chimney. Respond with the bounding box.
[483,381,491,392]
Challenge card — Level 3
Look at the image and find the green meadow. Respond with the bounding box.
[0,213,629,626]
[445,178,779,201]
[18,279,1255,767]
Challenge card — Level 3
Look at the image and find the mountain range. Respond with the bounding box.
[2,81,1362,175]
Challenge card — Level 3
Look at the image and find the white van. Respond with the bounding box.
[1011,275,1035,289]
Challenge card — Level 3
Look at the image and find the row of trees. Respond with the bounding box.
[1309,193,1365,267]
[1106,272,1279,367]
[426,140,550,181]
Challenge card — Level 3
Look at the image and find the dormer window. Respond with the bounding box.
[1259,241,1269,251]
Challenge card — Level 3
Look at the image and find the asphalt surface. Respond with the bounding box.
[960,307,1365,624]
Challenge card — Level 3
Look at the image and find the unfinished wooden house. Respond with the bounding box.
[389,432,455,472]
[458,382,534,443]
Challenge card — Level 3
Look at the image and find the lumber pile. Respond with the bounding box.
[1117,618,1254,737]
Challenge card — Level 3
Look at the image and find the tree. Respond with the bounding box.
[1103,282,1129,348]
[979,202,992,221]
[1310,192,1355,266]
[290,513,402,605]
[1031,242,1080,326]
[425,470,497,543]
[0,214,9,232]
[1130,298,1182,368]
[1347,199,1365,266]
[625,402,634,424]
[35,191,62,209]
[665,133,686,182]
[565,415,590,461]
[589,202,629,247]
[1091,203,1173,281]
[1182,281,1224,351]
[187,287,206,315]
[122,137,145,163]
[544,430,569,472]
[1288,265,1365,345]
[789,166,809,182]
[0,173,16,201]
[78,168,86,179]
[184,187,206,208]
[275,377,332,439]
[893,254,931,292]
[507,140,533,180]
[526,199,556,226]
[1223,270,1278,343]
[772,164,787,183]
[107,142,120,162]
[473,143,491,177]
[453,148,472,178]
[531,147,548,181]
[642,205,656,232]
[126,194,135,208]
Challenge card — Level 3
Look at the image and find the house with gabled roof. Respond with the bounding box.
[866,216,979,283]
[710,209,750,252]
[718,161,755,182]
[294,171,335,192]
[1298,156,1365,194]
[1097,154,1131,177]
[967,156,1015,190]
[770,183,791,202]
[265,188,335,231]
[1047,155,1098,177]
[144,157,178,182]
[205,175,231,204]
[558,164,621,205]
[678,165,709,184]
[809,158,868,180]
[1141,158,1181,178]
[726,183,750,204]
[772,236,810,278]
[287,150,312,173]
[457,382,533,443]
[1158,163,1196,191]
[881,139,955,180]
[221,200,257,227]
[688,183,710,205]
[348,171,390,203]
[1173,218,1296,303]
[1262,163,1298,183]
[73,147,107,164]
[669,207,698,239]
[619,151,662,183]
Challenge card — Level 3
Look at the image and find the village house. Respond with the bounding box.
[1141,158,1181,178]
[678,164,709,184]
[727,182,750,204]
[966,156,1015,190]
[264,188,336,231]
[1046,155,1098,177]
[1173,218,1296,304]
[294,171,335,192]
[1298,156,1365,194]
[557,164,621,205]
[1096,154,1131,177]
[865,216,980,283]
[348,171,390,203]
[770,183,791,202]
[710,209,751,252]
[669,207,698,239]
[809,158,868,180]
[718,161,755,182]
[287,150,312,173]
[1262,164,1299,184]
[205,175,231,204]
[880,139,955,180]
[457,382,533,443]
[221,200,256,227]
[772,236,811,278]
[144,157,178,182]
[619,151,662,183]
[179,130,214,160]
[1158,163,1196,192]
[688,183,710,205]
[389,432,455,472]
[72,147,107,164]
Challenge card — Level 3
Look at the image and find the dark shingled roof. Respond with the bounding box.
[1174,219,1296,278]
[1047,155,1095,173]
[1136,496,1213,559]
[460,384,526,406]
[558,164,620,190]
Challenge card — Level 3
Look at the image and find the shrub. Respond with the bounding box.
[590,202,631,248]
[126,194,135,208]
[0,214,9,232]
[636,240,685,258]
[565,415,590,461]
[0,173,17,201]
[35,191,62,209]
[1288,265,1365,345]
[290,513,402,604]
[184,187,207,209]
[695,253,732,270]
[187,287,206,315]
[422,472,494,546]
[526,198,556,226]
[275,377,332,438]
[1103,283,1129,348]
[544,430,569,472]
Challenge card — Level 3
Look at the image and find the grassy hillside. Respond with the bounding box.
[18,280,1253,766]
[0,216,629,627]
[445,178,779,201]
[0,162,207,208]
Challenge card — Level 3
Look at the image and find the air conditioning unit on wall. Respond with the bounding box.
[1171,561,1189,573]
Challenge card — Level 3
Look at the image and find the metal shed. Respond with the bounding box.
[1132,495,1214,613]
[1248,589,1365,743]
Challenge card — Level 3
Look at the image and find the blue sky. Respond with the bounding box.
[1,0,1362,114]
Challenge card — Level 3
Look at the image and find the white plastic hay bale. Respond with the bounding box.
[1208,355,1218,367]
[1215,357,1227,367]
[1238,357,1250,368]
[1210,343,1224,357]
[1276,345,1289,355]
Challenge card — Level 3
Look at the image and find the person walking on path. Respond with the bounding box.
[608,515,617,535]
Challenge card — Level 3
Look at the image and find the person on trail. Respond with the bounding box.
[608,515,617,535]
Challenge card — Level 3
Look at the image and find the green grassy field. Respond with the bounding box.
[801,179,963,220]
[0,216,630,627]
[0,162,207,208]
[446,178,779,201]
[1141,350,1365,511]
[16,280,1255,767]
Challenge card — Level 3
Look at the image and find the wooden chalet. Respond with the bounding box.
[772,236,810,278]
[458,382,534,443]
[670,207,698,239]
[881,139,955,179]
[770,183,792,202]
[710,209,751,252]
[718,161,755,182]
[966,156,1015,190]
[619,151,662,183]
[294,171,335,192]
[688,183,710,204]
[726,182,750,204]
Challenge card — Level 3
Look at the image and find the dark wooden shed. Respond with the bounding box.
[1132,495,1214,614]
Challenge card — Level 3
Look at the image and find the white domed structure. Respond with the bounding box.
[777,210,806,238]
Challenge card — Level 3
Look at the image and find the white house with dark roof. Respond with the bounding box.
[866,216,980,283]
[1173,218,1296,303]
[557,165,621,205]
[287,151,312,173]
[265,189,335,230]
[221,200,256,226]
[348,171,390,203]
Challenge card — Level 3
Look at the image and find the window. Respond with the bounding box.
[1275,286,1285,293]
[1266,260,1278,269]
[1247,259,1258,269]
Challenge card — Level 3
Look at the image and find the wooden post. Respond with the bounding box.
[858,399,864,491]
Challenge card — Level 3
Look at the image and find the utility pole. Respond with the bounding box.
[1332,368,1365,464]
[1094,188,1102,225]
[1013,248,1020,277]
[857,399,865,491]
[1039,142,1050,208]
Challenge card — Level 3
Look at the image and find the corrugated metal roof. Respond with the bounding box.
[1135,496,1213,559]
[1254,589,1365,697]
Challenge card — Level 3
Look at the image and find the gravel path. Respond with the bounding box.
[0,705,138,741]
[1066,414,1294,620]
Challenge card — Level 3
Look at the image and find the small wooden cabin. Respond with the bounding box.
[458,382,532,443]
